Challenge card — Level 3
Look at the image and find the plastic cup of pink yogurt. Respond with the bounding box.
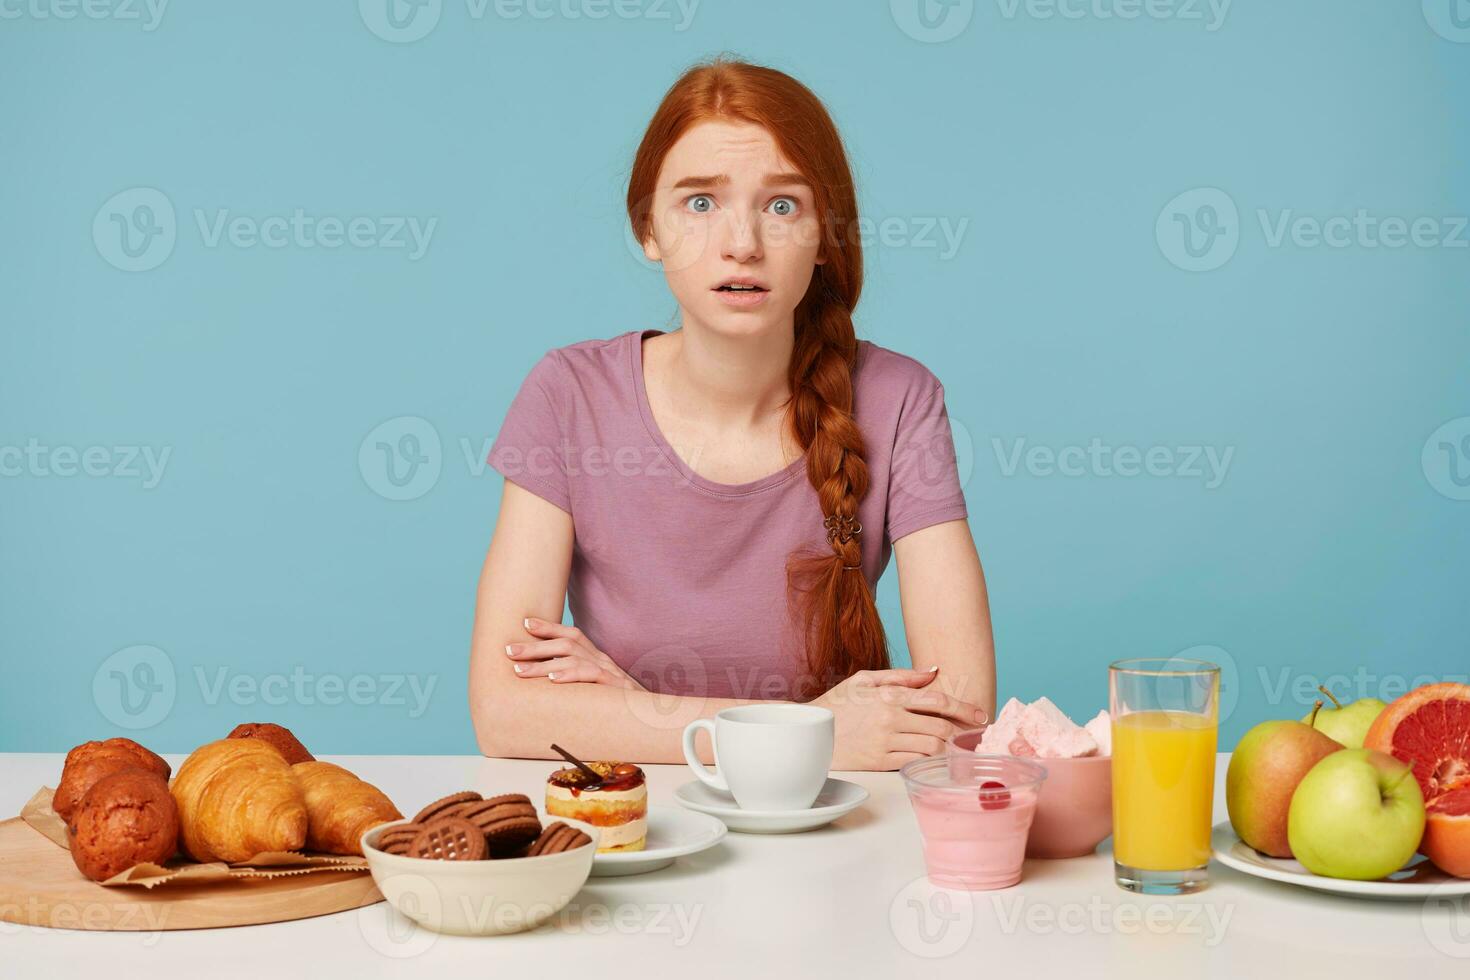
[900,754,1048,890]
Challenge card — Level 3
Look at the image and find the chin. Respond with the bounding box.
[695,304,789,338]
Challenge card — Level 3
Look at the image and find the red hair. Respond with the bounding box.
[626,56,888,698]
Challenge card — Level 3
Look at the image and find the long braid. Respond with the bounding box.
[785,286,889,699]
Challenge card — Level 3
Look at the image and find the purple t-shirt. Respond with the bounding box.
[488,329,968,701]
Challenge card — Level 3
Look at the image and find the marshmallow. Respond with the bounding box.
[977,697,1111,759]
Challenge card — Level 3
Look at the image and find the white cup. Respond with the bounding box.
[681,704,834,810]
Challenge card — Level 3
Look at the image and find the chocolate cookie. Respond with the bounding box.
[67,768,180,882]
[409,817,486,861]
[526,821,591,857]
[227,723,315,765]
[412,791,482,826]
[376,824,424,855]
[455,796,541,849]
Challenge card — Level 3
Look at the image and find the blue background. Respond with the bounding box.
[2,0,1466,754]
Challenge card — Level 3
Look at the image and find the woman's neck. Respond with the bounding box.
[658,322,794,428]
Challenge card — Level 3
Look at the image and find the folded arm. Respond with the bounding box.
[893,519,997,726]
[468,480,760,763]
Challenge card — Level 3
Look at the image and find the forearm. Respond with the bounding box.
[470,666,765,764]
[895,520,998,723]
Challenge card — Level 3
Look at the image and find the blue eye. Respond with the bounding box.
[685,194,714,213]
[768,196,798,217]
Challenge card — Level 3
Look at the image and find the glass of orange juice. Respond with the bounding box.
[1109,657,1220,895]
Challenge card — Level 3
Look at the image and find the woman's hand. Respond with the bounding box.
[813,667,987,771]
[504,618,647,691]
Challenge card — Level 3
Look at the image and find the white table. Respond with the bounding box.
[2,753,1464,977]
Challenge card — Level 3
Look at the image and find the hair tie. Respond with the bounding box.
[823,513,862,545]
[842,564,861,571]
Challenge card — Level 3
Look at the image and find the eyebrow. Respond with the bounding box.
[670,172,813,191]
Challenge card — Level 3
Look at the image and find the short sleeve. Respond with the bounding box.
[487,353,572,513]
[885,383,969,542]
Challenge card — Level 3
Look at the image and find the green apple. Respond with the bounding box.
[1287,748,1426,880]
[1227,710,1342,857]
[1300,685,1387,749]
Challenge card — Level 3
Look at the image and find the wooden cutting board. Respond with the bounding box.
[0,816,383,931]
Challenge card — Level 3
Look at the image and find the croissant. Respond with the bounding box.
[170,739,307,862]
[291,761,402,855]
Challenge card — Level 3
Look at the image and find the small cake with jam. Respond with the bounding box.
[545,761,648,853]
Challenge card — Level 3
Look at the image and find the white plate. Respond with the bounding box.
[590,806,727,877]
[1211,821,1470,900]
[674,777,869,834]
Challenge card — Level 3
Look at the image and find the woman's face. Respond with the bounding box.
[640,120,825,339]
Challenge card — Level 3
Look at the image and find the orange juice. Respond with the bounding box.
[1111,710,1217,870]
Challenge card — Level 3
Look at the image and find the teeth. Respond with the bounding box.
[721,285,760,291]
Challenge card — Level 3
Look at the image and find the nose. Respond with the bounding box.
[719,209,762,263]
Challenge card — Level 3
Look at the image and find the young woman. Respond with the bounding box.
[468,57,995,771]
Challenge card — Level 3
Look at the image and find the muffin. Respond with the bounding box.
[545,761,647,853]
[67,767,180,881]
[54,738,171,823]
[226,722,315,765]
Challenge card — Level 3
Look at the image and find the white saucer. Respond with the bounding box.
[589,806,727,877]
[1211,821,1470,900]
[674,777,869,834]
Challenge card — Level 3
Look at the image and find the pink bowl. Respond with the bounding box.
[948,728,1112,859]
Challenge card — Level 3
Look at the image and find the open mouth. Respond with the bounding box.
[714,284,768,292]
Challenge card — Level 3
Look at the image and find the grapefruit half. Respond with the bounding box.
[1363,682,1470,877]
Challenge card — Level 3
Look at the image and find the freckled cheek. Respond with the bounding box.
[761,217,824,293]
[651,210,715,277]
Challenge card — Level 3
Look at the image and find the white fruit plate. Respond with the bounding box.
[1211,821,1470,900]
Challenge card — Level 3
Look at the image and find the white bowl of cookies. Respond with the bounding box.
[361,790,600,936]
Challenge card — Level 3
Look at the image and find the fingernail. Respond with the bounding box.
[505,645,515,657]
[523,618,533,630]
[927,665,940,673]
[547,672,559,680]
[513,664,524,674]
